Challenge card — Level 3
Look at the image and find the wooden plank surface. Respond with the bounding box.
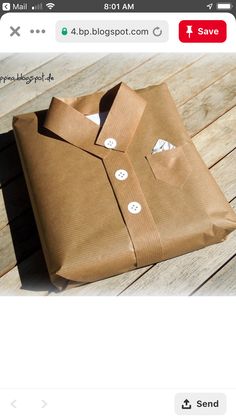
[104,53,203,90]
[179,69,236,136]
[0,176,29,229]
[0,53,59,89]
[0,53,236,296]
[193,106,236,168]
[167,54,236,106]
[121,199,236,296]
[0,53,153,133]
[0,54,13,61]
[194,255,236,296]
[0,53,108,118]
[0,251,51,296]
[0,208,40,277]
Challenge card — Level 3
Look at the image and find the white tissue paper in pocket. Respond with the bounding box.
[152,139,176,154]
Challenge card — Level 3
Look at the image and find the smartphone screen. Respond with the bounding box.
[0,1,235,417]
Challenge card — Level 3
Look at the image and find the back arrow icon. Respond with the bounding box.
[11,400,17,408]
[41,400,47,408]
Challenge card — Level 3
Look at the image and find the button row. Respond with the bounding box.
[114,166,141,214]
[106,137,142,215]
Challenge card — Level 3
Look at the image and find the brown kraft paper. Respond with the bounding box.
[12,82,236,289]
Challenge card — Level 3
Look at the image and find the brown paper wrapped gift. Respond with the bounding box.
[13,82,236,289]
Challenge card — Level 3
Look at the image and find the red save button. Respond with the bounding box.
[179,20,227,43]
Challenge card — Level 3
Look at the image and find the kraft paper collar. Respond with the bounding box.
[44,82,147,157]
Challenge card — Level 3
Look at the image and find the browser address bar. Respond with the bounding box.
[56,20,169,42]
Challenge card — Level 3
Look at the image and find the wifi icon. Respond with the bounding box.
[46,2,55,9]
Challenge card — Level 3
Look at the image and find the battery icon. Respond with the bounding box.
[216,3,233,9]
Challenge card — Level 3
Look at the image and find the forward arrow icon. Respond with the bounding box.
[41,400,47,408]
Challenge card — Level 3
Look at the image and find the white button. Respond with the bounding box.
[115,169,128,181]
[128,201,142,214]
[104,138,117,149]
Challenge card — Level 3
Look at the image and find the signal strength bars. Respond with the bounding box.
[31,2,55,10]
[32,2,43,10]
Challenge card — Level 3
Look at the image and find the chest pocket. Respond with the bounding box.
[146,143,192,188]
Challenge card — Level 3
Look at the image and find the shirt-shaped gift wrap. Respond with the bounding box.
[13,83,236,289]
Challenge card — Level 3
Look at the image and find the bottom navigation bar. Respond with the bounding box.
[0,389,234,418]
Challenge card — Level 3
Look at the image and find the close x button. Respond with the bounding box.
[179,20,227,43]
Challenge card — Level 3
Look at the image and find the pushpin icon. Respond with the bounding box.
[186,25,193,38]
